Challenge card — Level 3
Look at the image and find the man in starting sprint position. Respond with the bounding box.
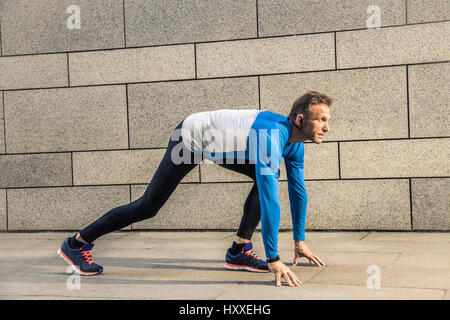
[58,90,332,287]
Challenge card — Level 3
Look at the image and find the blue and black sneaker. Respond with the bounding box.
[57,237,103,276]
[225,242,270,273]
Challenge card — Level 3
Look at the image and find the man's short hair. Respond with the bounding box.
[288,90,333,121]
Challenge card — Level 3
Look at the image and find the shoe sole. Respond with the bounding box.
[224,262,270,273]
[57,248,102,276]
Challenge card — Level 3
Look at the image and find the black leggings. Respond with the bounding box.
[79,121,263,243]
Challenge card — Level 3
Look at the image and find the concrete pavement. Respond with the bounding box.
[0,231,449,300]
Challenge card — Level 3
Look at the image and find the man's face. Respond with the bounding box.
[299,104,331,144]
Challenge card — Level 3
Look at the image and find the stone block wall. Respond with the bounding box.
[0,0,448,232]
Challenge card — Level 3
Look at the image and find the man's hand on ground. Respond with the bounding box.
[268,260,302,287]
[293,240,325,267]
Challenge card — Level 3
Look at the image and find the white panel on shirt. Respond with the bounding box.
[181,109,262,153]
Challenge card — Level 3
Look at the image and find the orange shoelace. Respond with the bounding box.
[79,249,95,265]
[243,248,263,261]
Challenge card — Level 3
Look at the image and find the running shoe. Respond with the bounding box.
[57,237,103,276]
[224,242,270,272]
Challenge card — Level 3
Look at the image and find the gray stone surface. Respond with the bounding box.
[394,250,450,270]
[0,92,4,154]
[131,183,253,230]
[303,143,340,180]
[4,86,128,153]
[337,22,450,68]
[411,178,450,230]
[340,138,450,178]
[127,77,259,148]
[0,189,5,230]
[0,0,124,55]
[258,0,406,37]
[69,45,195,86]
[0,54,68,90]
[0,153,72,188]
[409,62,450,138]
[7,186,130,230]
[335,231,450,253]
[0,231,448,299]
[260,66,408,141]
[308,265,449,293]
[73,149,199,185]
[304,179,411,230]
[379,266,450,292]
[361,231,450,243]
[306,251,399,268]
[407,0,450,23]
[199,159,253,183]
[217,282,444,300]
[125,0,256,47]
[197,33,335,78]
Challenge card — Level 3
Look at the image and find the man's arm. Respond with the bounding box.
[284,157,308,242]
[254,163,281,259]
[250,127,283,259]
[284,157,325,267]
[255,160,303,286]
[250,126,302,286]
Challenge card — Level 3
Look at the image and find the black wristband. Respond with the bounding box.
[266,255,280,263]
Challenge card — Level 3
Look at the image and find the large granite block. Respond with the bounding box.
[411,178,450,230]
[73,149,199,185]
[407,0,450,23]
[303,142,340,180]
[131,183,254,230]
[0,93,4,154]
[7,186,130,230]
[0,189,5,230]
[0,153,72,188]
[132,178,411,231]
[197,33,335,78]
[409,62,450,138]
[260,66,408,141]
[340,138,450,178]
[199,159,254,183]
[4,86,128,153]
[128,77,259,148]
[337,22,450,68]
[0,0,124,55]
[304,179,411,230]
[69,45,195,86]
[245,143,340,183]
[125,0,256,47]
[0,54,68,90]
[259,0,405,37]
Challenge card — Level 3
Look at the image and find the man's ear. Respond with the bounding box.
[296,114,304,127]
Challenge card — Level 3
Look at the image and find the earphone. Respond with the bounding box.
[290,117,303,130]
